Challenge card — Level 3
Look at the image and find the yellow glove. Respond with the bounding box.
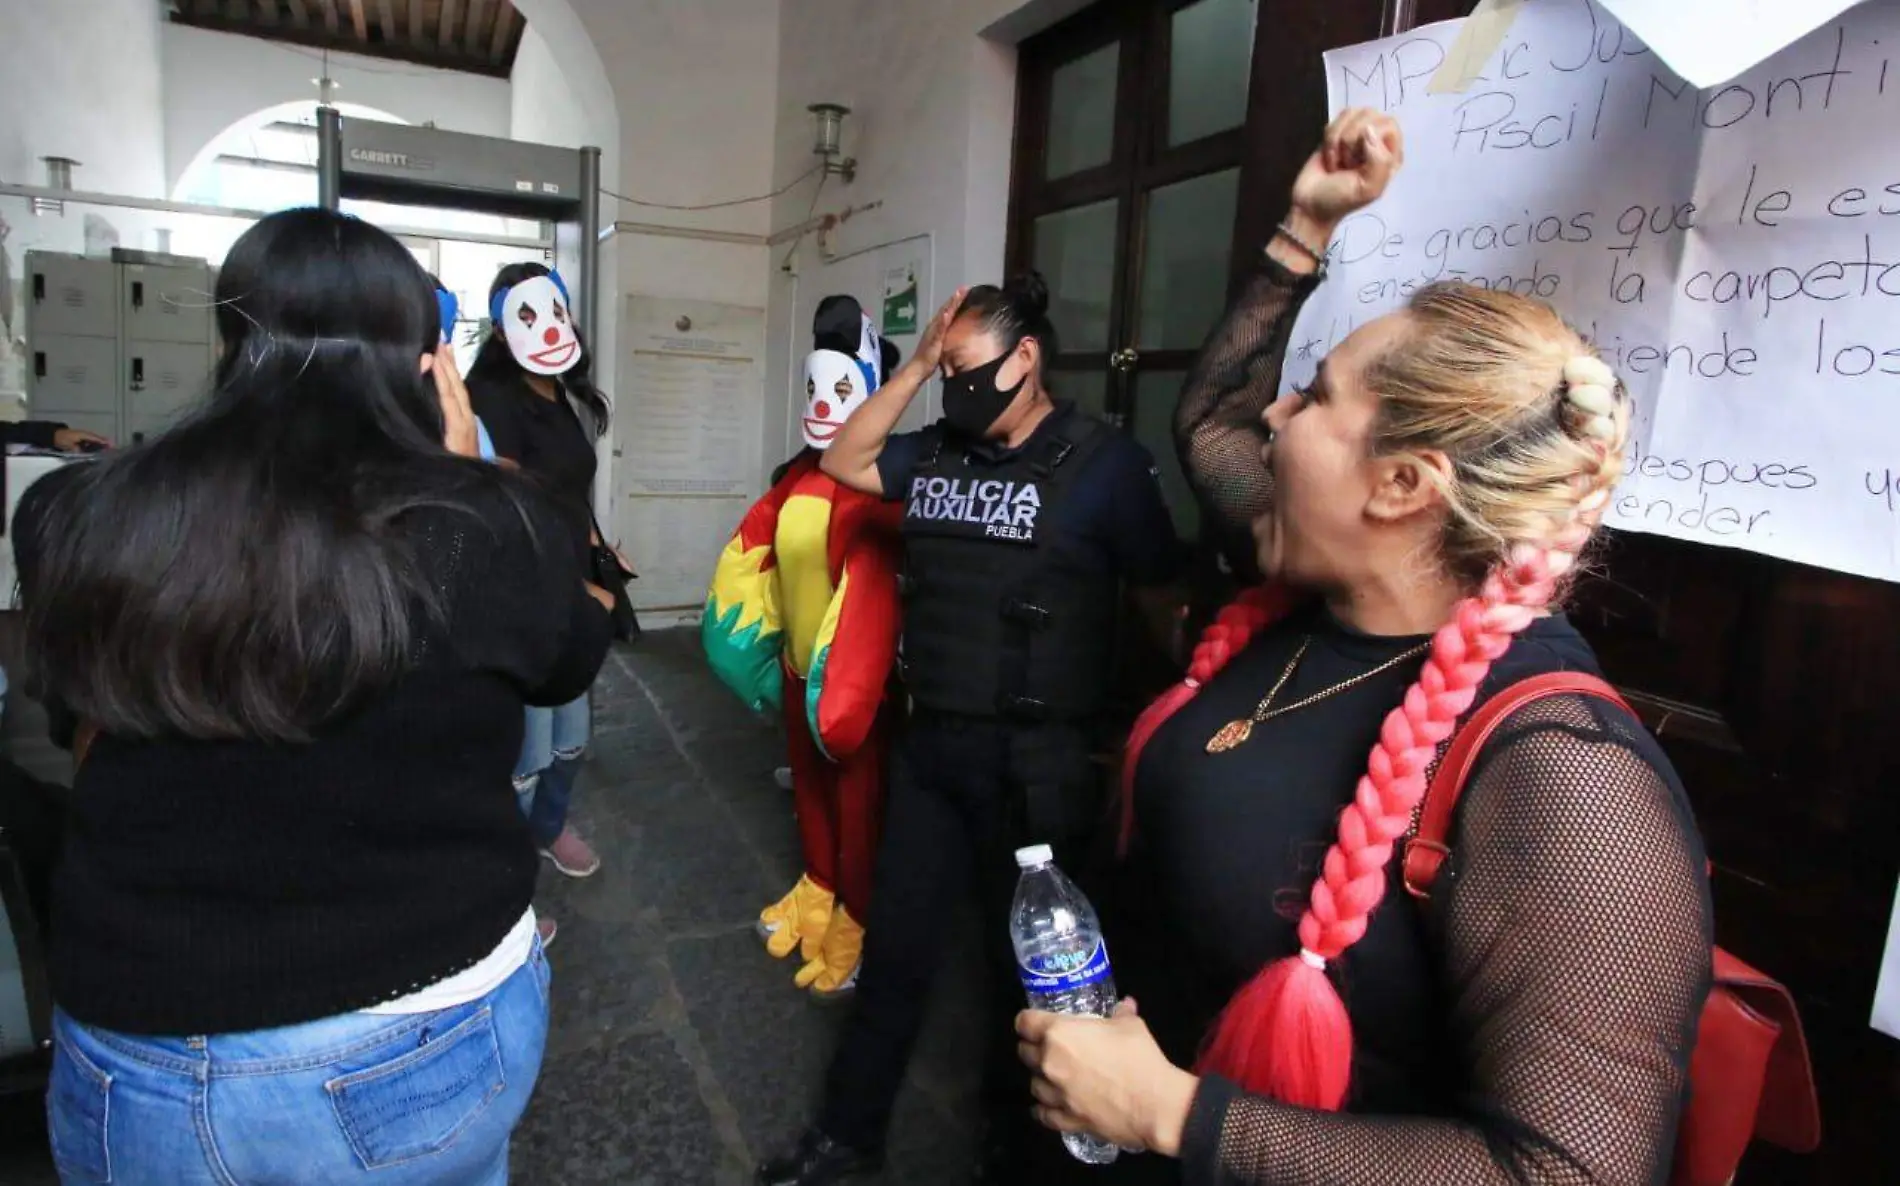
[756,874,834,962]
[795,904,863,997]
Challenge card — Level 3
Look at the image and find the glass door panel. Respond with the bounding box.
[1168,0,1259,146]
[1046,43,1122,179]
[1052,368,1112,419]
[1129,367,1200,537]
[1136,168,1240,351]
[1032,199,1120,354]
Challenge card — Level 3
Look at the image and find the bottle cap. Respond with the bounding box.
[1015,844,1054,869]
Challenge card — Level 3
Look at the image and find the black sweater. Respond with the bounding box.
[17,477,614,1036]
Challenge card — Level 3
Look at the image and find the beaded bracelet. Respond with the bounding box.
[1272,221,1330,279]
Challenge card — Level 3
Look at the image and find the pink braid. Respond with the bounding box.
[1198,533,1589,1110]
[1118,583,1300,855]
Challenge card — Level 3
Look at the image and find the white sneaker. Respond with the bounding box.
[773,766,794,791]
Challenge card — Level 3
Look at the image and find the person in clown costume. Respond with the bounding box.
[705,296,904,997]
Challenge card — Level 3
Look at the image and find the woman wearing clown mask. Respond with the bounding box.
[705,295,905,998]
[468,262,617,897]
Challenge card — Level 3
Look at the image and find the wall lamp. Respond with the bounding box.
[808,103,857,184]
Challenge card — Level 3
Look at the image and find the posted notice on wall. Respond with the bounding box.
[1290,0,1900,583]
[620,298,765,498]
[615,297,765,612]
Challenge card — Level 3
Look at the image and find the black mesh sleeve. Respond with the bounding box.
[1182,694,1712,1186]
[1174,257,1322,575]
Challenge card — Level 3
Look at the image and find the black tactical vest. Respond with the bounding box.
[898,414,1120,722]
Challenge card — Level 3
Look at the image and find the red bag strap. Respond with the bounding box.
[1403,671,1630,899]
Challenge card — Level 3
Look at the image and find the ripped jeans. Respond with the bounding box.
[514,693,589,848]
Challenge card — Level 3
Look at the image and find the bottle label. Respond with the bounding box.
[1018,940,1112,994]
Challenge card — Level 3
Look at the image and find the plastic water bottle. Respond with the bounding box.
[1011,844,1119,1166]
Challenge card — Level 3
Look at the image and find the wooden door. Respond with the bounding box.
[1010,0,1275,541]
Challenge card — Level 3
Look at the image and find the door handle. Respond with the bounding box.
[1111,347,1140,373]
[130,358,145,391]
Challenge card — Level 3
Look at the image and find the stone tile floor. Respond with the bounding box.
[0,629,986,1184]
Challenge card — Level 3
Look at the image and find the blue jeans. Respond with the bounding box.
[46,939,551,1185]
[514,693,589,848]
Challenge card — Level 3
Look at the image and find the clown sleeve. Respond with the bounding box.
[805,504,903,761]
[703,474,797,713]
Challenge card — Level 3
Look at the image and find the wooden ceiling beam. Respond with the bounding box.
[165,0,520,77]
[488,2,517,65]
[464,0,491,60]
[315,0,340,35]
[439,0,461,51]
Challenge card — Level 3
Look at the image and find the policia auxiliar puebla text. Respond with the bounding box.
[904,474,1045,544]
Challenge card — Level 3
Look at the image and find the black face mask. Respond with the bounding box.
[940,350,1026,439]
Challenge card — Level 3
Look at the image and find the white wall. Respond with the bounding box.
[556,0,781,510]
[0,0,167,393]
[761,0,1089,479]
[162,23,512,197]
[0,0,166,198]
[510,25,593,151]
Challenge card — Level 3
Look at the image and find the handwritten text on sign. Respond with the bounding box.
[1287,0,1900,582]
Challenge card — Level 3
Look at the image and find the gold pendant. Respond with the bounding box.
[1205,719,1255,754]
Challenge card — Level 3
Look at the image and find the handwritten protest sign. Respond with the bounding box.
[1287,0,1900,582]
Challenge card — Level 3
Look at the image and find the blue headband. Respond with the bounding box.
[488,269,572,328]
[436,289,459,344]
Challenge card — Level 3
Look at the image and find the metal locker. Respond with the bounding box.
[24,253,117,341]
[121,264,213,346]
[124,407,183,446]
[27,334,121,420]
[123,340,211,438]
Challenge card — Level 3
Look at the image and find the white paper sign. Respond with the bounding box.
[1875,876,1900,1040]
[1597,0,1876,89]
[1291,0,1900,583]
[614,297,766,611]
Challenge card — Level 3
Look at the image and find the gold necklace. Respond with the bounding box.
[1204,637,1433,754]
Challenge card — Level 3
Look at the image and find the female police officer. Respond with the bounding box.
[758,273,1187,1185]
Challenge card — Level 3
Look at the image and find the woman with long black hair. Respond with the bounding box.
[18,208,614,1184]
[466,262,614,888]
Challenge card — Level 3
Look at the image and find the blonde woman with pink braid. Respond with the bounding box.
[1015,109,1713,1185]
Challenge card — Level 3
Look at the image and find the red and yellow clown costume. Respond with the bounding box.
[703,297,903,997]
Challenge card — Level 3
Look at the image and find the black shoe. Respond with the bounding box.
[756,1129,884,1186]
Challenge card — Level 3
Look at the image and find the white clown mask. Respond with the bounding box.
[802,351,874,450]
[498,275,581,376]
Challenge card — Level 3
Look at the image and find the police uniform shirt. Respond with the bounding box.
[875,401,1188,589]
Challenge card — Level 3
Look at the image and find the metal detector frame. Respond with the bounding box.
[315,109,603,345]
